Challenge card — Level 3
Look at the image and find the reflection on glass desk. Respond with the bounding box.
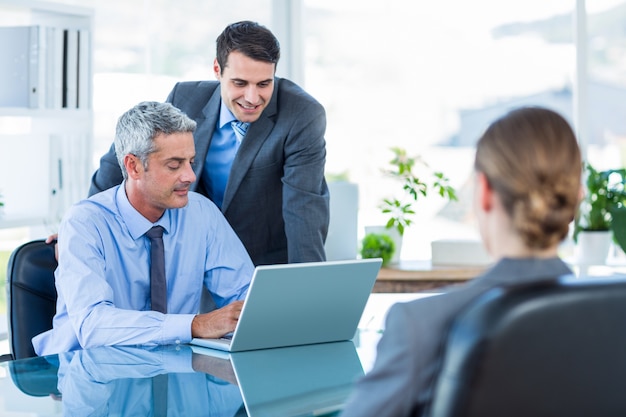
[1,343,365,417]
[230,341,362,417]
[0,293,434,416]
[2,344,244,416]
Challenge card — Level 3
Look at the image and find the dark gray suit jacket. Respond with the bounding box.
[89,77,330,266]
[340,257,573,417]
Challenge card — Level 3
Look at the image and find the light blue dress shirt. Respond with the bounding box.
[33,183,254,356]
[202,101,241,208]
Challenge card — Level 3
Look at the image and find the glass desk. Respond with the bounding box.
[0,293,434,417]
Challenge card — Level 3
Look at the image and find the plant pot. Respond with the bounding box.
[364,226,402,265]
[325,181,359,260]
[575,230,612,265]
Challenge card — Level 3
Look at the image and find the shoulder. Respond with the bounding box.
[180,192,224,219]
[187,190,217,204]
[70,187,118,219]
[59,188,120,237]
[170,80,219,95]
[167,81,219,112]
[386,290,472,331]
[171,193,241,245]
[275,77,325,113]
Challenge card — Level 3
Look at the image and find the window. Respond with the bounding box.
[90,0,272,159]
[302,0,626,258]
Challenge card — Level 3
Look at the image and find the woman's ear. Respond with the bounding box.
[476,172,494,212]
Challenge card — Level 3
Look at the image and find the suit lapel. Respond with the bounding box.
[191,88,221,190]
[222,79,280,212]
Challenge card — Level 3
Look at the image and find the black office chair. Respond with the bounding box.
[5,239,58,361]
[427,276,626,417]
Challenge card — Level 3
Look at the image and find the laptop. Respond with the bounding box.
[190,258,382,352]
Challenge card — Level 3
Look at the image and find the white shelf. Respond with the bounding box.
[0,1,93,230]
[0,107,91,116]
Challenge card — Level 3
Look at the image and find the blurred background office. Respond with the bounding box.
[1,0,626,352]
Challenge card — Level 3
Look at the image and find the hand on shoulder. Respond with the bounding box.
[46,233,59,261]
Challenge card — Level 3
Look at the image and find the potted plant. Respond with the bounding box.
[362,147,457,264]
[574,162,626,263]
[360,233,395,267]
[325,171,360,261]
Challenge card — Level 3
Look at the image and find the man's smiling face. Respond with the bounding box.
[214,50,275,123]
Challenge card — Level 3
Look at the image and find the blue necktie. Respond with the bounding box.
[231,121,250,144]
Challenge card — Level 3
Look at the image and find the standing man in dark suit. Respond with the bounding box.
[89,21,329,266]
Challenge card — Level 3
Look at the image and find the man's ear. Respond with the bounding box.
[213,58,221,79]
[124,154,142,180]
[476,172,494,212]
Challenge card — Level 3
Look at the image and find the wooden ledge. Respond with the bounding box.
[374,260,489,293]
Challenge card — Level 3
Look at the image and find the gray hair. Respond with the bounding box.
[114,101,197,179]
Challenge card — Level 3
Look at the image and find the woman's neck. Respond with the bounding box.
[490,233,559,260]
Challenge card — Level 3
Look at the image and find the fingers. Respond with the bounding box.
[45,233,59,261]
[229,300,244,319]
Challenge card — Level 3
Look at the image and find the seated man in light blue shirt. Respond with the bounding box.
[33,101,254,356]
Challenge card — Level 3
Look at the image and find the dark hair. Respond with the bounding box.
[474,106,582,249]
[216,21,280,74]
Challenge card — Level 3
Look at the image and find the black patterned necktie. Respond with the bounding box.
[146,226,167,313]
[146,226,168,415]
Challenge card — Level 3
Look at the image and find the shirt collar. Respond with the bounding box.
[115,182,171,239]
[218,100,238,129]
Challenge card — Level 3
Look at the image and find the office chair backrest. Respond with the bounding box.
[427,276,626,417]
[6,239,58,360]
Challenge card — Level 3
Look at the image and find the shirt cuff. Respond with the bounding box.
[162,313,195,344]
